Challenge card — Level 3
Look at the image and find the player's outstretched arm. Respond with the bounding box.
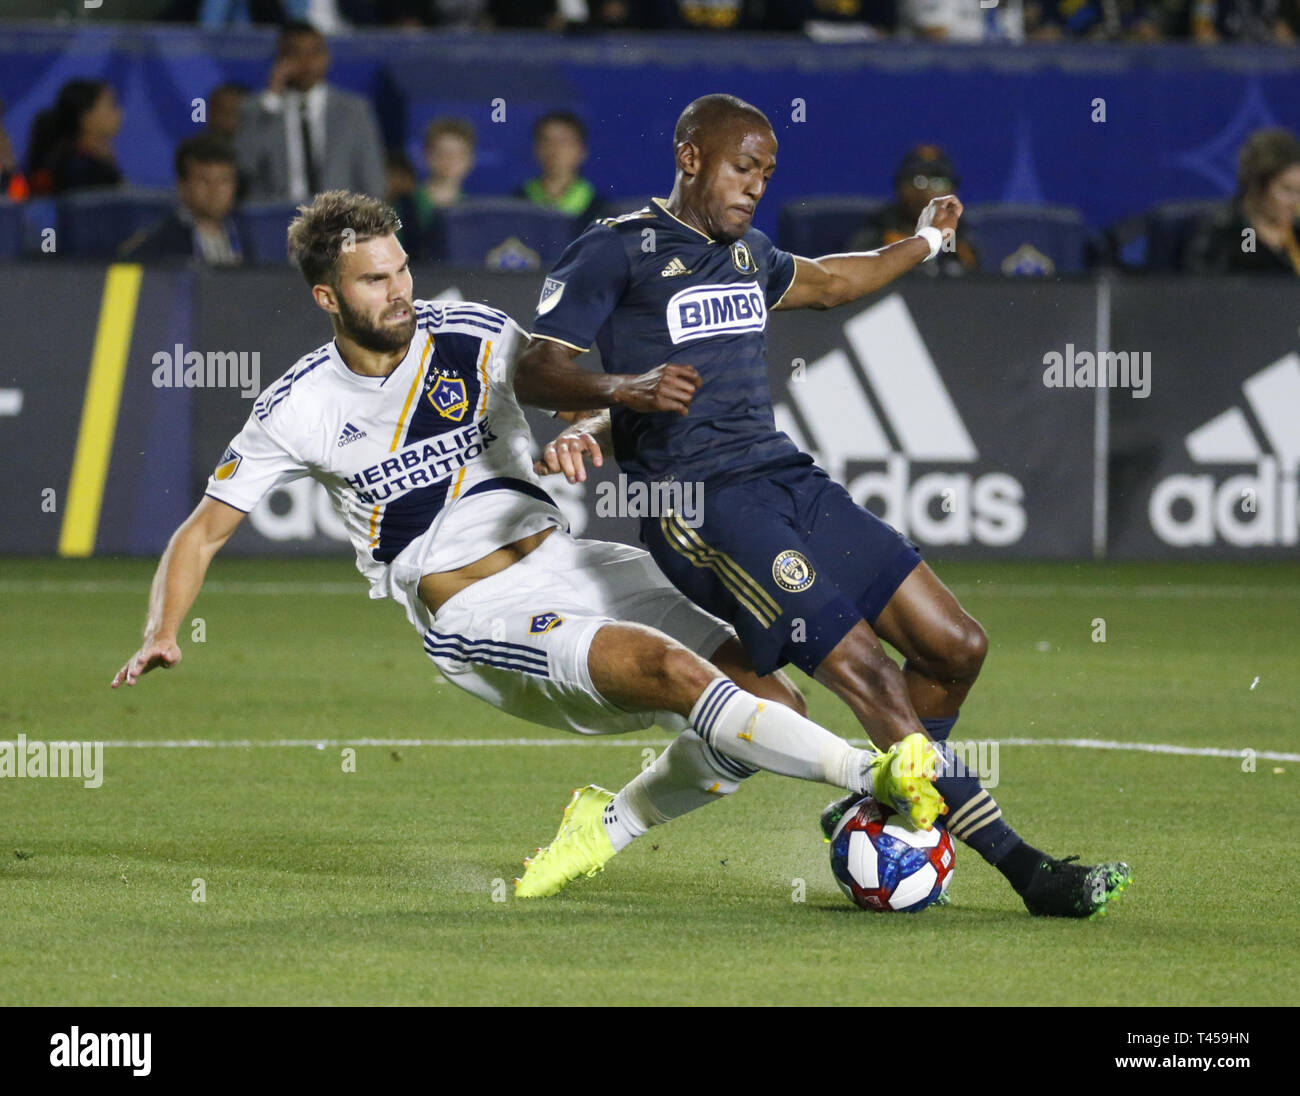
[110,496,245,688]
[774,195,963,311]
[534,410,612,484]
[515,336,701,416]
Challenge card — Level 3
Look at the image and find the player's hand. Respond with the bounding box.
[615,363,701,417]
[267,56,296,95]
[915,195,963,247]
[534,429,604,484]
[111,638,182,689]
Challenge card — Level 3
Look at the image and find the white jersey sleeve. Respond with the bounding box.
[204,412,309,513]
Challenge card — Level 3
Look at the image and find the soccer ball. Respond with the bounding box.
[829,795,954,912]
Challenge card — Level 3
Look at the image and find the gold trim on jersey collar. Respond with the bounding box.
[652,197,714,243]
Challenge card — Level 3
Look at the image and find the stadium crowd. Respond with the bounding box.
[1,18,1297,274]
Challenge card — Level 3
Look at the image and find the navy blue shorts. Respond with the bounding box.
[641,462,922,677]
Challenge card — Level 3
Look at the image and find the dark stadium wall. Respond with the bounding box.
[5,262,1296,561]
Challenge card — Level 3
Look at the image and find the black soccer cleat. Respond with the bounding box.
[1021,855,1132,919]
[819,791,863,842]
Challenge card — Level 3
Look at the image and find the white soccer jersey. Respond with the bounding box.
[205,300,566,626]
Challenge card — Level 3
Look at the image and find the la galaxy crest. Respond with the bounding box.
[772,550,815,593]
[213,446,242,481]
[731,240,757,275]
[426,372,469,422]
[529,611,563,634]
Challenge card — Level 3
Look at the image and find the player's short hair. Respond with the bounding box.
[174,134,236,181]
[1237,128,1300,197]
[287,190,402,287]
[533,110,587,145]
[673,94,772,151]
[425,116,476,151]
[279,19,324,47]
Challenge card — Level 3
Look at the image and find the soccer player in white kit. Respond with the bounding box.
[110,190,942,898]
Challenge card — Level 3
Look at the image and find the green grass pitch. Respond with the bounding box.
[2,557,1296,1006]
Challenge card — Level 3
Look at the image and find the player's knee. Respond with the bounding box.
[939,615,987,682]
[656,642,716,699]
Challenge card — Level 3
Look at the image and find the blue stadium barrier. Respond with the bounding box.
[235,201,301,266]
[777,195,888,256]
[962,203,1088,276]
[56,188,174,258]
[437,199,577,270]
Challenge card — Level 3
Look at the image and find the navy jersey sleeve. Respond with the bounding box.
[530,224,630,352]
[750,230,797,309]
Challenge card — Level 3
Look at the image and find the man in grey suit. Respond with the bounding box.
[234,21,386,204]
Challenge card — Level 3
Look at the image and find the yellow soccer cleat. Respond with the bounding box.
[514,785,617,898]
[869,732,947,832]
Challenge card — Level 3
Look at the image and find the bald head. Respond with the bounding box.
[674,94,772,152]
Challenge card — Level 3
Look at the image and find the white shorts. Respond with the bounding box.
[415,531,735,736]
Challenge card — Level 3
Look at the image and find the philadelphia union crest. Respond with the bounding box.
[731,240,757,274]
[772,550,815,592]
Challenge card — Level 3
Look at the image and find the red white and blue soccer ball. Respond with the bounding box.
[829,796,955,912]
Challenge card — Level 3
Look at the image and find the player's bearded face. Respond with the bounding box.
[335,284,416,352]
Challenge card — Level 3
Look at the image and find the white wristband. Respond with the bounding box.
[916,226,944,261]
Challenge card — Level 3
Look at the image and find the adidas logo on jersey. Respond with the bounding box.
[1149,354,1300,547]
[773,294,1026,547]
[660,257,691,278]
[337,422,368,447]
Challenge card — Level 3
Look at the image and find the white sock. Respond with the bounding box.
[689,677,873,792]
[616,727,750,836]
[601,790,648,852]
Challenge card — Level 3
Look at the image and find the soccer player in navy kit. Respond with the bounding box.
[517,93,1130,918]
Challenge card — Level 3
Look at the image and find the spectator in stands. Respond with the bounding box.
[25,79,124,197]
[234,21,385,202]
[192,0,349,31]
[1185,0,1299,41]
[1029,0,1163,37]
[899,0,1025,39]
[120,135,245,266]
[514,110,604,222]
[205,83,249,141]
[848,144,978,275]
[1187,129,1300,276]
[763,0,898,38]
[0,98,31,201]
[417,116,475,213]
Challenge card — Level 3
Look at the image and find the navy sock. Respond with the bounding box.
[923,715,1026,875]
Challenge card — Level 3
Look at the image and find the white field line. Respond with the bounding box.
[0,580,1296,600]
[5,736,1294,762]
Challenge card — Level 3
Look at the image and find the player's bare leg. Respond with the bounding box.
[514,622,941,898]
[872,563,987,722]
[815,566,1130,918]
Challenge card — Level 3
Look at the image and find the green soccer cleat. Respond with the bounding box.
[514,785,617,899]
[1021,855,1132,919]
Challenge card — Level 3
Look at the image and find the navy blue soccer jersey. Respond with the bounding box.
[530,198,806,488]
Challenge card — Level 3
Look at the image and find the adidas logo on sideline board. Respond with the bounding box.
[773,294,1027,548]
[1149,354,1300,547]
